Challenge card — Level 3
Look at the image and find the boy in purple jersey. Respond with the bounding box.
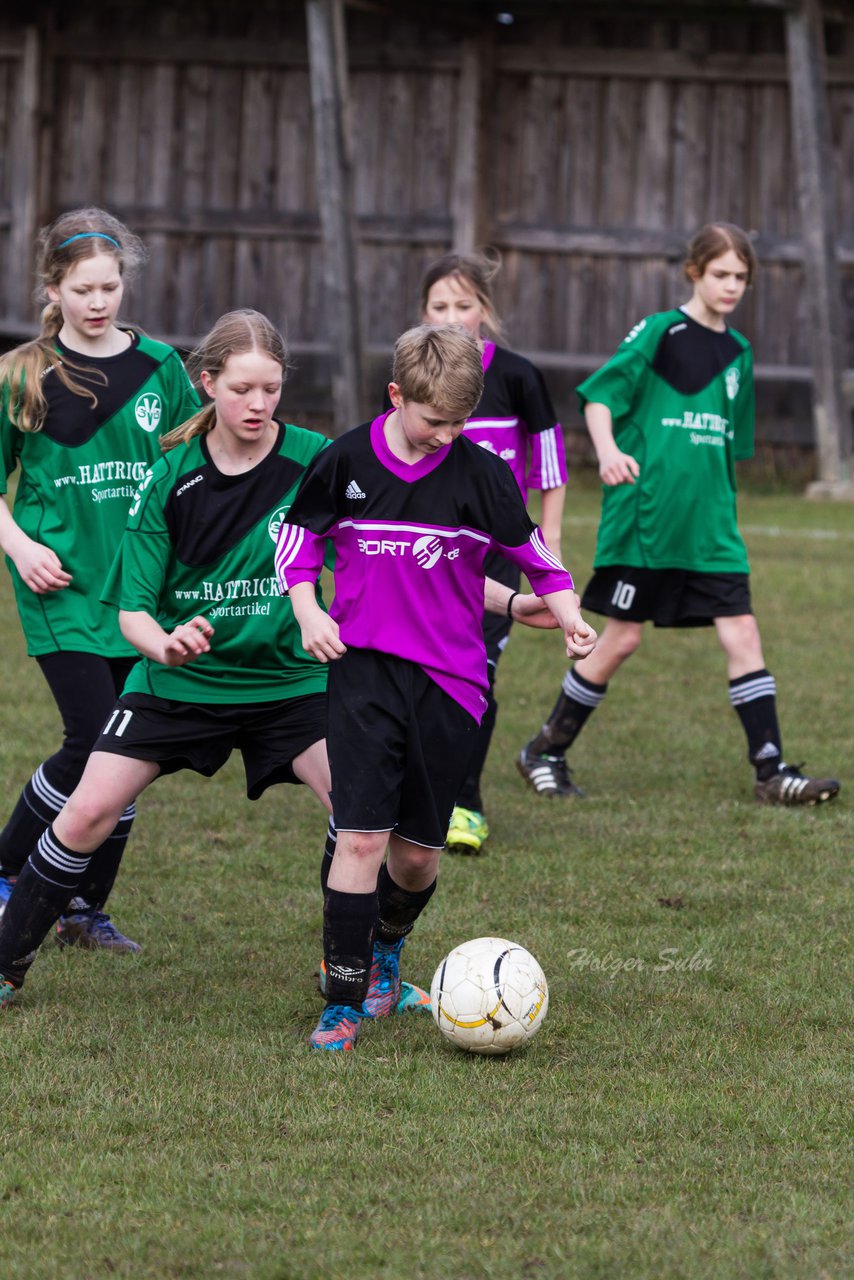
[421,252,568,854]
[275,324,596,1051]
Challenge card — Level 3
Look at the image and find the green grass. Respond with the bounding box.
[0,483,851,1280]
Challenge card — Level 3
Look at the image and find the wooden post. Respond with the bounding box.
[785,0,853,495]
[451,38,483,254]
[7,26,41,326]
[306,0,364,435]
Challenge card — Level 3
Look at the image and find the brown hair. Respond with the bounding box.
[0,207,146,432]
[419,249,506,343]
[683,223,758,286]
[392,324,484,417]
[160,309,289,451]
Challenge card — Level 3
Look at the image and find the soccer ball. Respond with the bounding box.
[430,936,549,1055]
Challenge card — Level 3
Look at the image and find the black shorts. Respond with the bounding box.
[92,692,327,800]
[326,649,476,849]
[581,566,753,628]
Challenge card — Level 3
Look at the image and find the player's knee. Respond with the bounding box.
[609,623,643,662]
[717,613,762,659]
[338,831,388,861]
[399,845,437,877]
[57,790,122,851]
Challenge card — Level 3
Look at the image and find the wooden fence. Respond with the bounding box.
[0,1,852,449]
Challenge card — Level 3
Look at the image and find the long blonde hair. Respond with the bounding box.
[0,207,146,432]
[160,310,289,452]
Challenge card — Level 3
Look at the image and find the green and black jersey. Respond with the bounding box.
[102,421,330,704]
[0,331,200,656]
[578,309,754,573]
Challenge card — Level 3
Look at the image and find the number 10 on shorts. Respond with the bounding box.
[611,580,636,611]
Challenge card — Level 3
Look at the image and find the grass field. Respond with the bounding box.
[0,479,851,1280]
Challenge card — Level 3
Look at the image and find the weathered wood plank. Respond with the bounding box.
[7,26,40,320]
[785,0,852,484]
[306,0,364,432]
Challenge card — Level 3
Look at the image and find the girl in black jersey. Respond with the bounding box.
[0,208,199,950]
[420,252,569,855]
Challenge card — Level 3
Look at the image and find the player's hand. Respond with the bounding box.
[162,616,214,666]
[511,593,560,630]
[300,613,347,663]
[13,539,72,593]
[598,446,640,487]
[564,614,597,659]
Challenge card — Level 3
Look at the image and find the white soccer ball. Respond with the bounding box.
[430,936,549,1055]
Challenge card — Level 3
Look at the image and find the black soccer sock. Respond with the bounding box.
[0,826,92,986]
[375,863,437,944]
[322,886,378,1006]
[0,764,68,878]
[66,802,136,914]
[729,669,782,780]
[319,818,338,892]
[455,677,497,813]
[527,669,608,755]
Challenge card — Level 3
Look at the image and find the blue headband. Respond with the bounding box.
[58,232,121,249]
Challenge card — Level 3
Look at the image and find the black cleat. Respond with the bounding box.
[754,763,840,806]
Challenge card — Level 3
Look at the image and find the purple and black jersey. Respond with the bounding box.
[465,343,566,499]
[275,412,573,723]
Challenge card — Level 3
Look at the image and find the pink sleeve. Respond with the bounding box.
[526,424,567,492]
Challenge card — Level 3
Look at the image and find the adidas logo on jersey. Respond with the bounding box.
[345,480,366,499]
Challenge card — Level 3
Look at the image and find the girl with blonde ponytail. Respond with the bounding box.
[0,207,199,950]
[0,310,337,1011]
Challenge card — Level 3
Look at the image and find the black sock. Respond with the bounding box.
[322,886,378,1006]
[527,669,607,755]
[67,802,136,913]
[729,669,782,780]
[455,678,497,813]
[0,764,68,877]
[319,819,337,892]
[0,826,92,986]
[375,863,436,944]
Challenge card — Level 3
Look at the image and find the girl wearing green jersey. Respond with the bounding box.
[517,223,839,808]
[0,309,568,1013]
[0,310,332,1007]
[0,208,200,948]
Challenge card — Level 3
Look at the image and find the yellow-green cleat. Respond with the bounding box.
[445,805,489,856]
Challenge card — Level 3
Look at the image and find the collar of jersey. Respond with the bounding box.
[370,411,452,483]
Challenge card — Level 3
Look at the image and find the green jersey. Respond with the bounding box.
[102,421,329,704]
[1,331,200,657]
[578,309,754,573]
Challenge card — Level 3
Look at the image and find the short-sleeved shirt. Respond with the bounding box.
[275,412,573,724]
[578,309,754,573]
[464,343,567,499]
[102,420,330,704]
[1,331,200,656]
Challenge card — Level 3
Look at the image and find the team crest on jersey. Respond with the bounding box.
[725,367,740,400]
[135,392,162,433]
[268,507,290,543]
